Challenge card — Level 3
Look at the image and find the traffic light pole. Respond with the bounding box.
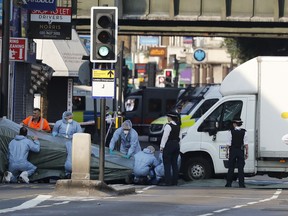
[99,98,106,182]
[173,56,179,88]
[118,41,124,113]
[90,6,118,183]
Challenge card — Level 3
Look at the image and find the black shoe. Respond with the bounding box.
[239,185,246,188]
[225,184,231,187]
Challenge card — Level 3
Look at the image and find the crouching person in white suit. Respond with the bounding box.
[3,127,40,183]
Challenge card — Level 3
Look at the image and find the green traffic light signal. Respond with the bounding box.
[90,7,118,63]
[98,45,110,58]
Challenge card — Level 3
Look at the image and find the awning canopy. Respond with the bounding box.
[35,29,88,77]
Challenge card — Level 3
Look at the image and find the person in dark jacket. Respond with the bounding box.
[159,111,181,186]
[225,118,248,188]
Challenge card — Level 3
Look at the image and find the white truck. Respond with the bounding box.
[181,56,288,181]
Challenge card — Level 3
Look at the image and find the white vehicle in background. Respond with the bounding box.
[149,84,222,144]
[72,85,113,122]
[181,56,288,181]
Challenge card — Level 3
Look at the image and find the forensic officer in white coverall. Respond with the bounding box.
[3,127,40,183]
[52,111,82,139]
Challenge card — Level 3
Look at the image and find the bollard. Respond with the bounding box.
[55,132,136,196]
[115,115,123,129]
[71,133,91,180]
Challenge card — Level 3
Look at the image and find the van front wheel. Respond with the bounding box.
[183,157,212,181]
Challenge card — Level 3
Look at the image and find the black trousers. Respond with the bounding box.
[163,140,180,185]
[226,148,245,186]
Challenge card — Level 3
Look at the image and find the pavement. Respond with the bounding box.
[180,176,288,189]
[53,179,136,197]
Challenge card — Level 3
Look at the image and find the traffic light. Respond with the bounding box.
[165,69,173,86]
[90,7,118,63]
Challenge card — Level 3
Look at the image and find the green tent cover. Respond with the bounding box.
[0,118,133,182]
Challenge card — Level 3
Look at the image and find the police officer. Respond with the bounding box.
[159,111,181,186]
[225,118,248,188]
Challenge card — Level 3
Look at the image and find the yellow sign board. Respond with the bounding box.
[149,47,166,56]
[92,69,115,79]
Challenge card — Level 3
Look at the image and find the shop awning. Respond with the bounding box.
[35,29,88,77]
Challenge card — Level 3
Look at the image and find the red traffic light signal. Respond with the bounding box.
[165,70,172,77]
[164,69,173,86]
[91,7,118,63]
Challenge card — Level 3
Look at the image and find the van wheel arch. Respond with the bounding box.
[182,153,214,181]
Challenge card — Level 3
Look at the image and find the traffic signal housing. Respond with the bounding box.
[90,7,118,63]
[165,69,173,86]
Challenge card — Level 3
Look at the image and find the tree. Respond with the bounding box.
[224,38,288,63]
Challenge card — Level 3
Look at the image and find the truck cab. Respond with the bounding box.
[149,84,222,144]
[180,57,288,181]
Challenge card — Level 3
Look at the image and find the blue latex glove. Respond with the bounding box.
[109,149,115,155]
[122,154,130,159]
[52,131,57,137]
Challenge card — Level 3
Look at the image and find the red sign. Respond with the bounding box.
[9,38,27,62]
[135,63,146,74]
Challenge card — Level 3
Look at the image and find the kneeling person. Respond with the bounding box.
[133,146,159,184]
[3,127,40,183]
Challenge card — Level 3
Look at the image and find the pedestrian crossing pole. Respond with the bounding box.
[99,98,106,182]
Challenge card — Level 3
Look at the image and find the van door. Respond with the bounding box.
[198,97,250,174]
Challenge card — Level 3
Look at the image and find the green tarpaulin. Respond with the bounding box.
[0,118,133,182]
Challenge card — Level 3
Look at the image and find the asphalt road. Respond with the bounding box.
[1,136,288,215]
[1,176,288,216]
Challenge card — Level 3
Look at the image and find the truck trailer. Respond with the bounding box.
[181,57,288,181]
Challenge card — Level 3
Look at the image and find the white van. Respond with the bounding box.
[180,57,288,181]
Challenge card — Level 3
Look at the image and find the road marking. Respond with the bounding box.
[136,185,156,194]
[213,208,229,213]
[0,195,52,214]
[198,214,213,216]
[196,189,282,216]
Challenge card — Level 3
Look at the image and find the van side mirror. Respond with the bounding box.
[198,119,218,136]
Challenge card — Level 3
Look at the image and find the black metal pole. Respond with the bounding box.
[0,1,10,117]
[99,98,106,182]
[93,98,99,143]
[173,57,179,88]
[118,41,124,113]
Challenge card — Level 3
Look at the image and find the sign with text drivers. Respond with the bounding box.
[28,7,72,40]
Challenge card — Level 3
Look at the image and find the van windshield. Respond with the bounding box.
[125,98,138,112]
[180,99,199,115]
